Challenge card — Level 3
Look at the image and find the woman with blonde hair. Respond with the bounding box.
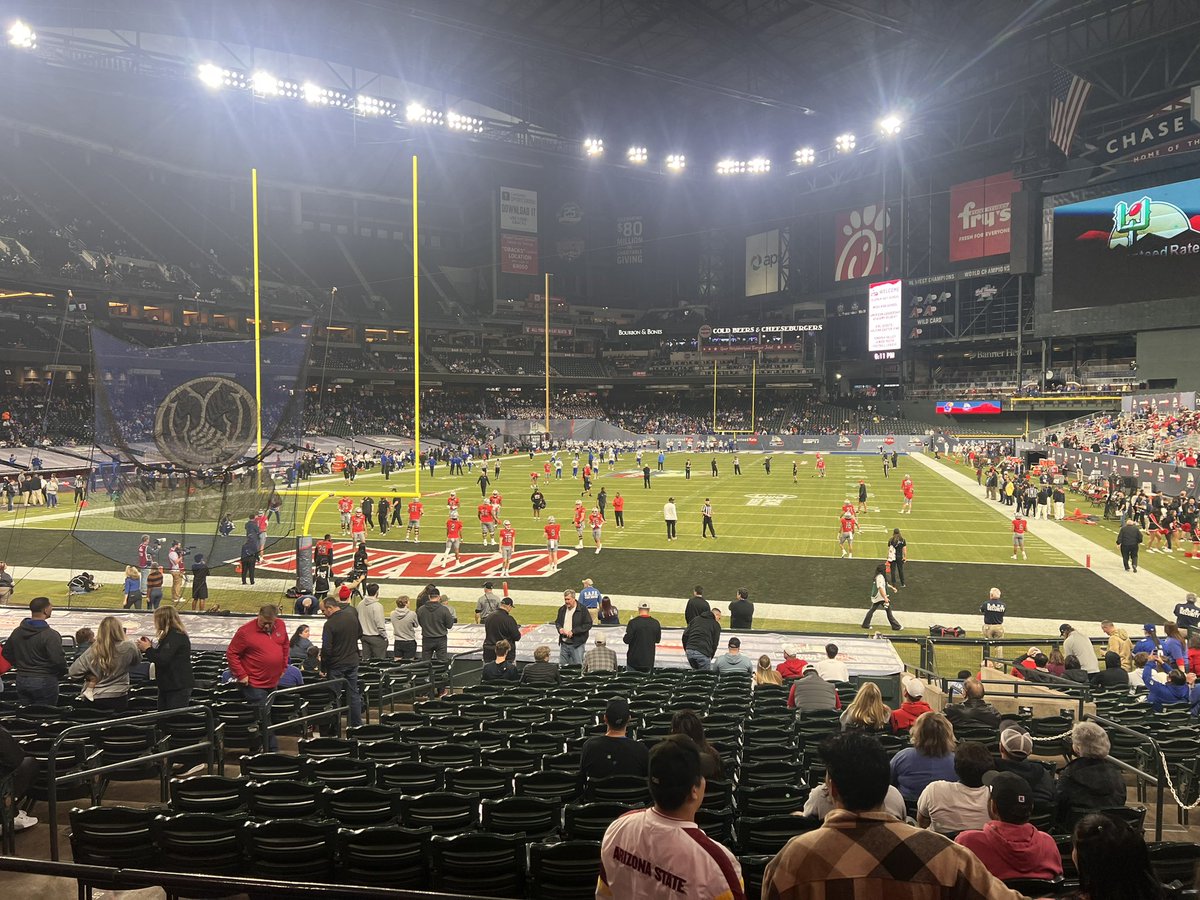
[68,616,141,711]
[840,682,891,732]
[137,606,193,709]
[122,565,143,610]
[755,654,783,687]
[888,711,957,801]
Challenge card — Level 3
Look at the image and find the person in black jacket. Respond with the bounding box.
[555,590,591,666]
[481,639,520,682]
[4,596,67,706]
[1092,651,1130,690]
[684,586,710,624]
[623,603,662,672]
[1054,721,1126,832]
[729,588,754,630]
[520,644,561,686]
[482,597,521,663]
[1116,519,1142,571]
[321,595,364,728]
[682,609,720,671]
[138,606,194,709]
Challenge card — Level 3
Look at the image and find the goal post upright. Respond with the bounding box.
[544,271,551,435]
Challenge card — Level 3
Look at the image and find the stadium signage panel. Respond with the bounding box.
[949,172,1019,261]
[867,279,903,352]
[907,264,1009,285]
[745,228,789,296]
[616,216,644,265]
[500,233,538,274]
[522,324,574,337]
[834,204,887,281]
[710,324,822,334]
[1088,90,1200,164]
[617,328,664,336]
[1051,174,1200,309]
[1049,448,1200,495]
[936,400,1003,414]
[499,187,538,233]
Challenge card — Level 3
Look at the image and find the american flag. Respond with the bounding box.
[1049,66,1092,155]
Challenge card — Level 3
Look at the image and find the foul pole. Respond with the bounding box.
[251,168,263,486]
[544,272,551,434]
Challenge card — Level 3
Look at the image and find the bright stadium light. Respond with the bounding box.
[747,157,771,174]
[879,113,903,136]
[794,147,816,166]
[583,138,604,157]
[251,71,279,95]
[446,111,484,133]
[835,132,857,153]
[302,83,352,108]
[358,94,398,117]
[665,153,686,172]
[716,158,745,175]
[197,63,224,89]
[302,82,324,103]
[627,146,648,164]
[405,101,443,124]
[8,20,36,49]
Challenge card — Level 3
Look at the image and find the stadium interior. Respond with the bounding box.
[1,1,1200,898]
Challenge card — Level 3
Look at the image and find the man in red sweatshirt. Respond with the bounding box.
[226,604,289,750]
[955,772,1062,880]
[889,678,934,732]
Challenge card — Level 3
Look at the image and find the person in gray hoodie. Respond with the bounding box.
[358,583,389,659]
[390,595,418,660]
[68,616,141,713]
[5,596,67,706]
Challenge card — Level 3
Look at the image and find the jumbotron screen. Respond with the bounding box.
[1052,175,1200,310]
[936,400,1003,415]
[867,279,903,353]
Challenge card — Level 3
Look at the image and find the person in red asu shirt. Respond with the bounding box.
[405,497,423,542]
[901,476,914,515]
[490,490,503,517]
[446,490,460,515]
[612,492,625,528]
[573,500,586,550]
[478,498,497,546]
[498,519,516,577]
[225,604,289,751]
[589,506,605,555]
[443,510,464,565]
[1011,512,1028,561]
[338,496,354,535]
[837,510,857,559]
[349,509,367,546]
[544,515,561,572]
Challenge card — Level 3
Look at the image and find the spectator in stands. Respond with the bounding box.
[683,585,709,623]
[815,643,849,682]
[0,561,12,605]
[74,627,94,654]
[840,682,891,732]
[954,772,1062,881]
[137,606,193,710]
[669,709,723,781]
[764,731,1022,900]
[890,711,957,802]
[1100,621,1133,671]
[1060,623,1099,674]
[482,596,520,663]
[481,639,519,682]
[755,655,783,688]
[225,605,289,752]
[520,644,561,686]
[1054,721,1126,832]
[916,741,995,833]
[788,666,841,712]
[706,636,748,676]
[1046,649,1067,677]
[1141,654,1189,711]
[358,583,388,660]
[390,596,417,660]
[320,594,364,728]
[622,602,661,672]
[0,723,38,831]
[289,624,313,659]
[555,589,591,666]
[889,678,933,731]
[597,735,743,899]
[1070,811,1165,900]
[681,606,720,671]
[5,597,67,706]
[1162,623,1187,669]
[944,678,1002,728]
[994,724,1055,808]
[1093,651,1131,690]
[1188,634,1200,676]
[729,587,754,629]
[68,616,141,712]
[1063,655,1091,684]
[1133,624,1161,656]
[416,588,456,661]
[597,595,620,626]
[580,697,649,781]
[777,644,806,679]
[583,634,618,674]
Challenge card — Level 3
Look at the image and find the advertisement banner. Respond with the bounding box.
[949,172,1020,261]
[1048,448,1199,495]
[868,279,903,353]
[616,215,644,265]
[500,233,538,275]
[1087,90,1200,165]
[745,228,786,297]
[834,204,887,282]
[500,187,538,233]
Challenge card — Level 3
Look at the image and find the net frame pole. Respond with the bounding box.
[412,155,421,499]
[251,167,263,488]
[544,271,551,434]
[712,358,718,433]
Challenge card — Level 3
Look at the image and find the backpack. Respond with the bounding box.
[929,625,965,637]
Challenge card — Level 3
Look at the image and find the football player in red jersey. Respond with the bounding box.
[589,506,605,555]
[490,490,503,515]
[1011,512,1028,560]
[478,498,497,546]
[901,476,914,514]
[350,509,367,545]
[816,454,826,478]
[498,519,516,576]
[572,500,586,550]
[837,510,857,558]
[443,510,463,565]
[337,496,354,534]
[544,515,561,572]
[405,497,423,543]
[446,490,460,513]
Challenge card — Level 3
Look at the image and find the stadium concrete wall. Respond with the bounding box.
[1136,329,1200,392]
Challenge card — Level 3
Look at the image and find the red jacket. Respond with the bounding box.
[777,658,807,679]
[226,618,289,689]
[890,699,933,732]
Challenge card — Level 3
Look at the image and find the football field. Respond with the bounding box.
[0,450,1158,625]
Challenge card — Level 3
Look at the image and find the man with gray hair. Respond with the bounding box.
[1053,721,1126,832]
[582,633,617,674]
[980,588,1005,640]
[1174,592,1200,631]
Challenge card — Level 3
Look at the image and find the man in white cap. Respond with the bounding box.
[583,633,618,674]
[777,644,807,679]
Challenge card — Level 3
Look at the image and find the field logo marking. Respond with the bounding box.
[744,493,798,507]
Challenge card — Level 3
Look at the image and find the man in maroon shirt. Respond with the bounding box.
[226,604,289,750]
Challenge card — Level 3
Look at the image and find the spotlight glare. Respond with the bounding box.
[716,158,745,175]
[665,153,686,171]
[794,147,815,166]
[627,146,648,164]
[583,137,604,157]
[251,71,279,96]
[8,19,36,49]
[197,62,224,89]
[879,114,903,136]
[447,111,484,133]
[405,101,442,124]
[747,157,771,174]
[302,82,324,104]
[358,94,398,117]
[835,132,857,153]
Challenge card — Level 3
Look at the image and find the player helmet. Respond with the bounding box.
[547,515,556,523]
[843,511,853,519]
[450,511,459,519]
[450,490,456,496]
[592,507,599,513]
[503,519,511,526]
[575,500,583,507]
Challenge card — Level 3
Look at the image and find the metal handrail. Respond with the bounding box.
[1086,712,1165,842]
[47,705,218,861]
[263,678,350,739]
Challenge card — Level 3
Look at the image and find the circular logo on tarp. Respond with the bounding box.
[154,376,257,470]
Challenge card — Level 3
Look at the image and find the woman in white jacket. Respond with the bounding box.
[69,616,141,712]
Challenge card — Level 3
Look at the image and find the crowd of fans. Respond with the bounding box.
[1050,407,1200,463]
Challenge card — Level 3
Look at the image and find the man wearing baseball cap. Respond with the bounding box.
[955,772,1062,880]
[993,722,1055,807]
[580,697,648,781]
[583,633,618,674]
[482,597,520,664]
[474,581,501,624]
[623,603,661,673]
